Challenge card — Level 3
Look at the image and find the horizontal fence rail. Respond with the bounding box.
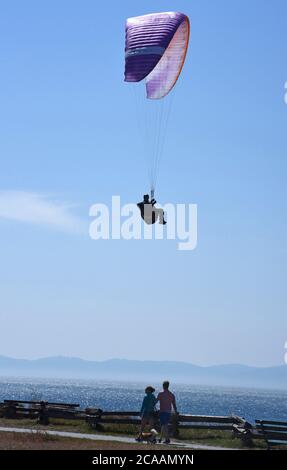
[255,419,287,448]
[3,399,80,408]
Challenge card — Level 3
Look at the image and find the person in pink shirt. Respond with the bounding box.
[156,381,178,444]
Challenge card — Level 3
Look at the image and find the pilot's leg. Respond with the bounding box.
[157,209,166,225]
[152,209,159,224]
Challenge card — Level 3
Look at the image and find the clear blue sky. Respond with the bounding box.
[0,1,286,366]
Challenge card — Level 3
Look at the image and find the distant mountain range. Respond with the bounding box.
[0,356,286,389]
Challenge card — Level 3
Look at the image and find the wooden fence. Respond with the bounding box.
[0,400,245,433]
[1,399,286,447]
[86,410,249,437]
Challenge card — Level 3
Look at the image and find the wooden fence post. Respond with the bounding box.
[4,404,17,419]
[38,401,49,425]
[170,413,179,438]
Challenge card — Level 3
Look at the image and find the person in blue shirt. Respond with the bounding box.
[136,386,157,441]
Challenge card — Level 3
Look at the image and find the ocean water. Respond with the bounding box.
[0,377,286,423]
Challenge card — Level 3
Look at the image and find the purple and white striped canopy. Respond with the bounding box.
[125,11,190,99]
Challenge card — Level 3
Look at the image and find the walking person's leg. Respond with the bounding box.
[140,417,146,434]
[159,424,164,442]
[159,412,164,442]
[159,412,169,442]
[164,423,169,442]
[161,413,171,443]
[136,416,147,440]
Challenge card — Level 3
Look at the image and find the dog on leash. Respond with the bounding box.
[135,428,158,444]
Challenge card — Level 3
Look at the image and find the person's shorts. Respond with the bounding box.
[159,412,171,426]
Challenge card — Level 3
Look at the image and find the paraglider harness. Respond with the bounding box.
[137,190,159,225]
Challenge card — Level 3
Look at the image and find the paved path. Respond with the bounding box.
[0,426,234,450]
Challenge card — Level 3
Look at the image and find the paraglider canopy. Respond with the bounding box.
[125,12,190,99]
[125,11,190,195]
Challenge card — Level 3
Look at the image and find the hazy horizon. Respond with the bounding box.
[0,354,286,368]
[1,355,286,390]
